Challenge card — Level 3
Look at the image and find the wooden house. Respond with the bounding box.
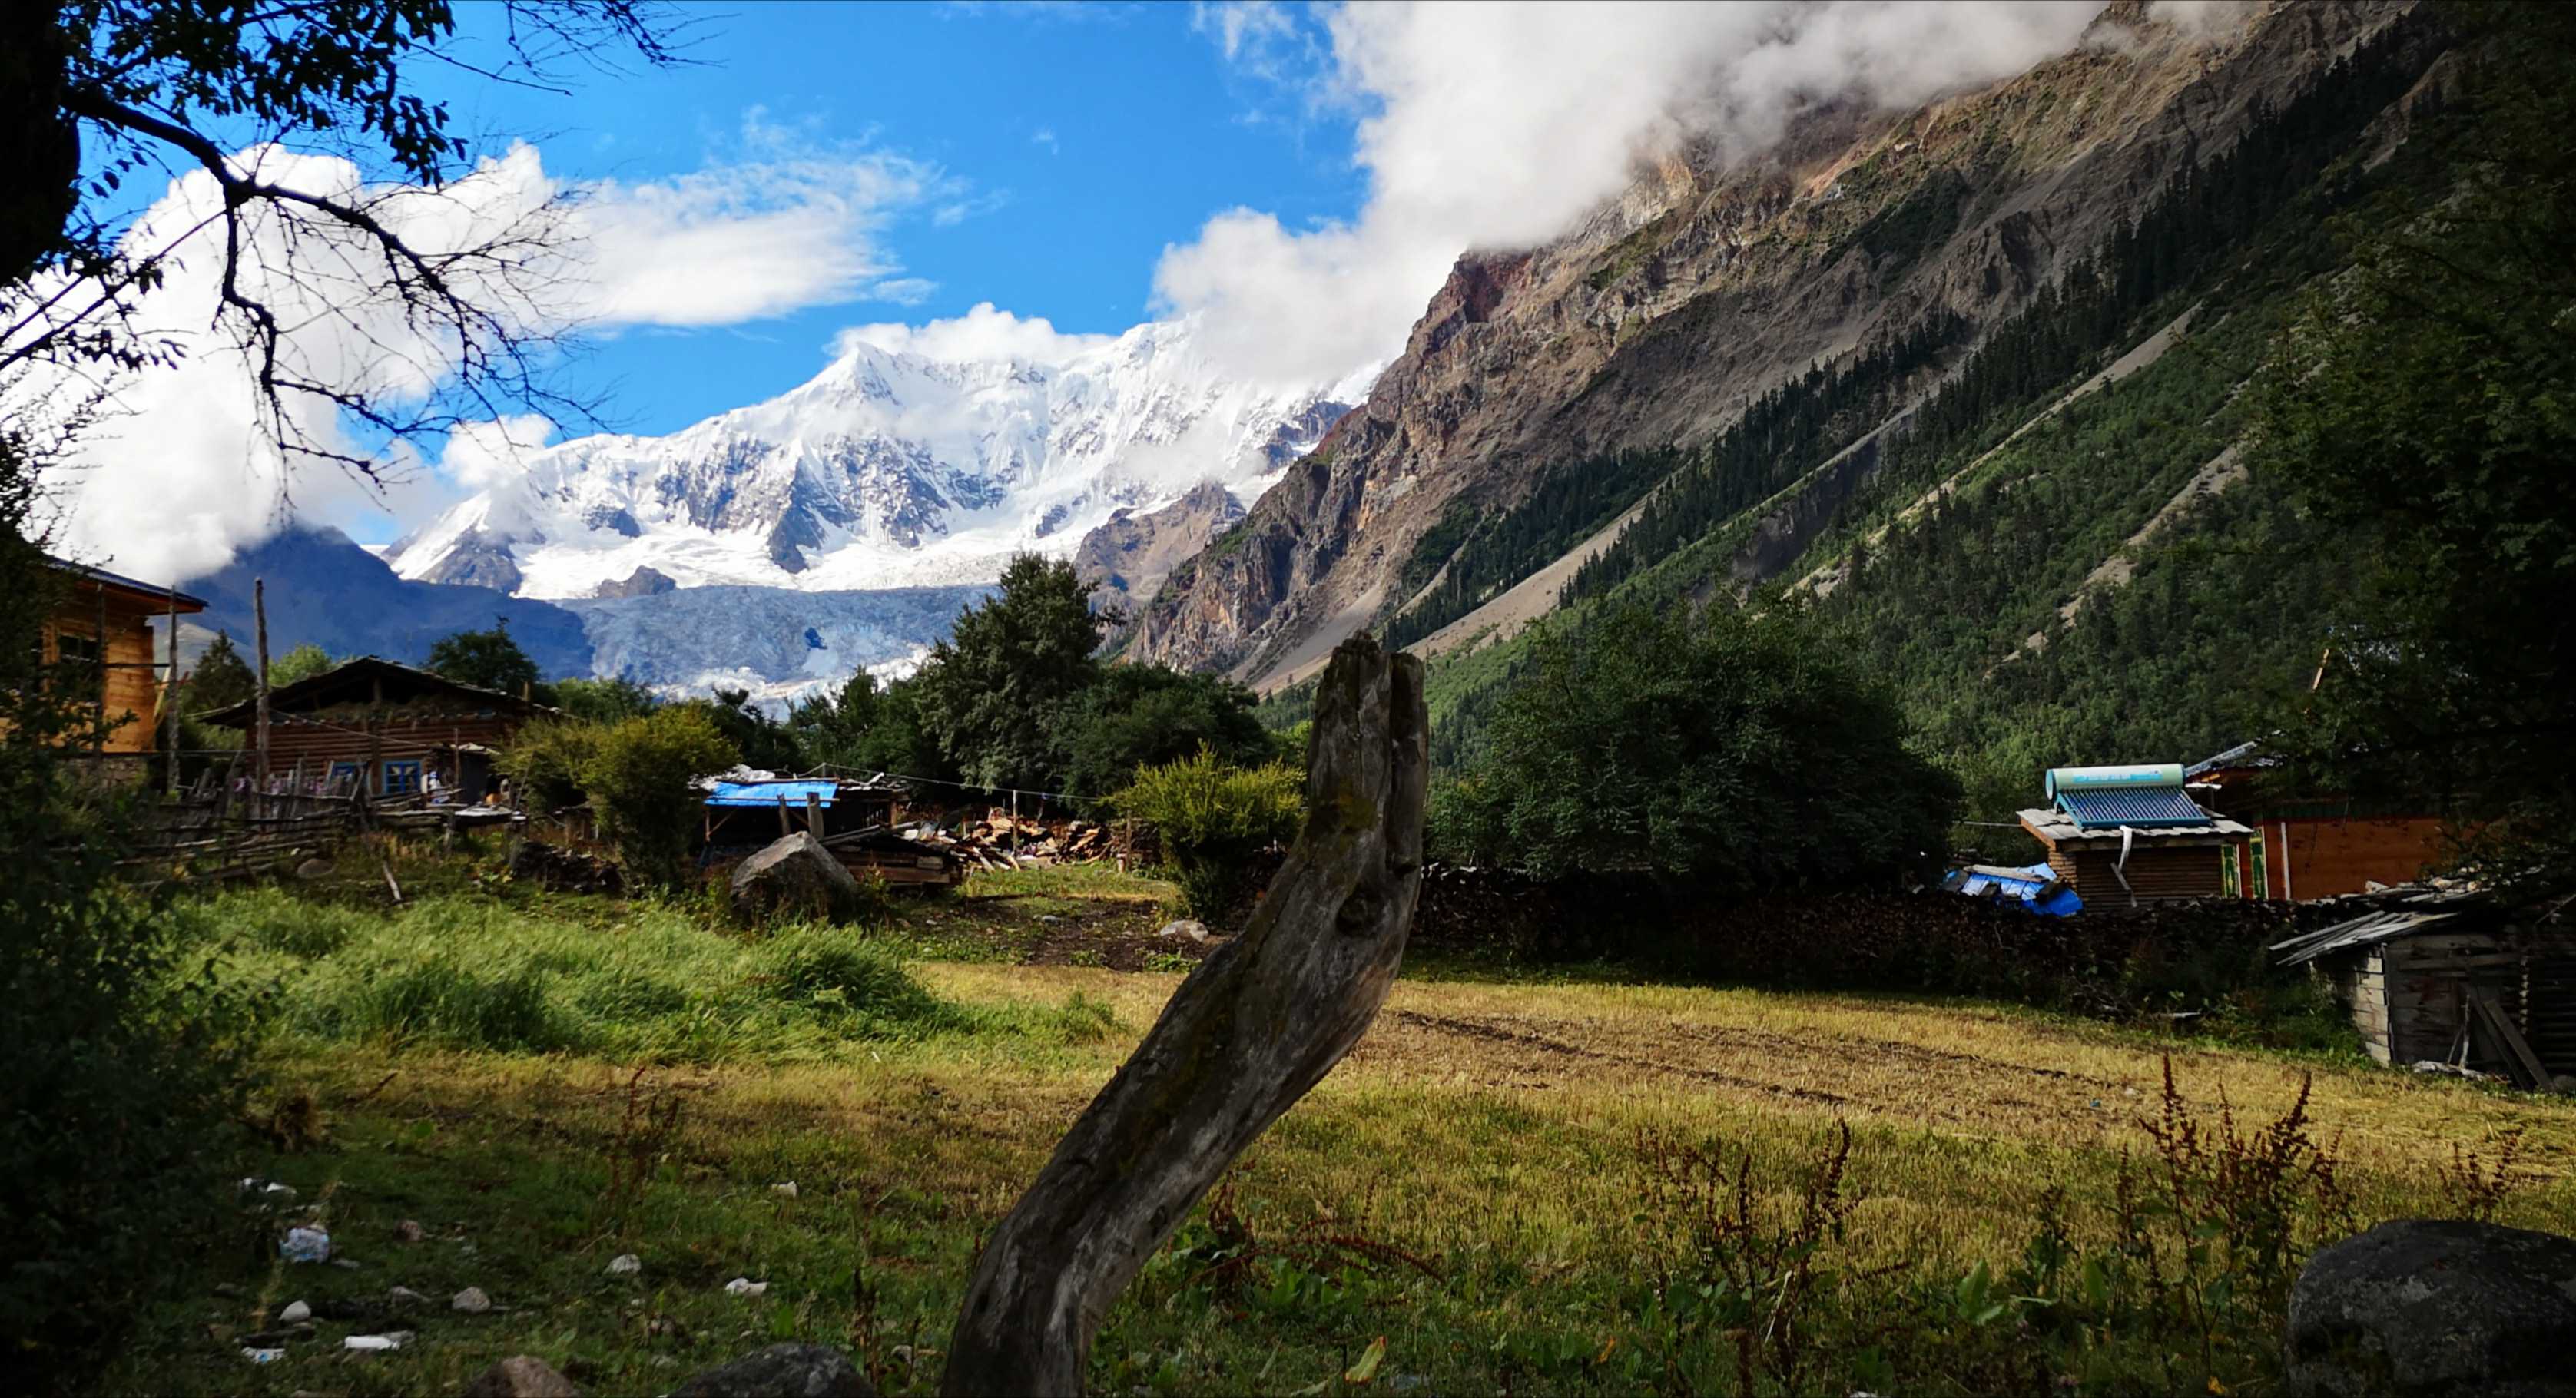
[2188,741,2451,900]
[2017,764,2253,906]
[198,656,552,800]
[2275,893,2576,1088]
[43,558,206,753]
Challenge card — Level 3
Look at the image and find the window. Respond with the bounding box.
[52,631,102,696]
[381,759,423,796]
[329,761,363,793]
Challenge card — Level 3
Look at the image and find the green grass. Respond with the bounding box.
[108,865,2576,1396]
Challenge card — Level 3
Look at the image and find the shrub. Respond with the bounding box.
[0,509,261,1380]
[1110,745,1302,921]
[499,717,607,813]
[581,707,738,883]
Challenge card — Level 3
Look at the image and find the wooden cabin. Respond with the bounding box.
[2188,742,2450,900]
[43,559,206,753]
[197,656,552,800]
[701,777,956,888]
[2017,764,2253,906]
[2276,894,2576,1088]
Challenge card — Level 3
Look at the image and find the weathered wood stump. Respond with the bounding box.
[940,634,1428,1396]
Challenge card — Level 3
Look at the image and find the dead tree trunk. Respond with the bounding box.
[940,634,1427,1397]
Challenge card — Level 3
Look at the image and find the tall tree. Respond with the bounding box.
[426,618,541,697]
[914,554,1112,791]
[2251,2,2576,893]
[182,630,254,714]
[267,642,335,687]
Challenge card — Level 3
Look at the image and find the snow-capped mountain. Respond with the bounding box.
[389,319,1369,598]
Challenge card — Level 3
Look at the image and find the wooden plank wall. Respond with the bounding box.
[254,710,529,790]
[2047,845,2230,904]
[2353,933,2576,1079]
[45,593,167,753]
[2262,817,2448,899]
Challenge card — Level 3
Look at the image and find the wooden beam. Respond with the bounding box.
[941,634,1427,1396]
[2471,987,2551,1088]
[254,578,271,787]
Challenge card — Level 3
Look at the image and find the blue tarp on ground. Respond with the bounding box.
[705,780,840,808]
[1944,862,2084,917]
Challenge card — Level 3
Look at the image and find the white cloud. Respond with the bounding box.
[12,118,970,582]
[1032,126,1059,153]
[833,302,1113,367]
[1158,1,2104,385]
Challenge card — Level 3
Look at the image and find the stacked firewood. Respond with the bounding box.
[915,814,1112,870]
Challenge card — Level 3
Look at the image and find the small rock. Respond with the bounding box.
[386,1285,429,1308]
[294,856,333,880]
[278,1300,310,1324]
[1037,914,1062,924]
[327,1257,362,1270]
[1155,919,1212,943]
[606,1253,642,1277]
[2287,1218,2576,1397]
[453,1285,492,1314]
[462,1354,582,1398]
[240,1325,317,1347]
[771,1181,799,1199]
[721,1277,769,1297]
[394,1218,426,1243]
[670,1343,874,1397]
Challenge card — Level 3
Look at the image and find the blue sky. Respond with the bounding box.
[426,1,1364,436]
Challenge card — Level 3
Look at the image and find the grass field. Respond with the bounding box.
[110,856,2576,1396]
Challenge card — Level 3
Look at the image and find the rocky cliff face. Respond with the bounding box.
[1072,479,1245,611]
[1133,0,2413,684]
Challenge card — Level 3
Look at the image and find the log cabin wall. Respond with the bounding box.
[42,589,176,754]
[2334,932,2576,1078]
[2045,843,2233,905]
[257,706,531,795]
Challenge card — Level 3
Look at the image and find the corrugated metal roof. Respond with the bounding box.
[705,780,841,808]
[2271,908,2465,966]
[2058,787,2210,829]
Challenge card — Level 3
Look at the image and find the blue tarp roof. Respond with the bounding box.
[705,780,841,808]
[2057,787,2209,830]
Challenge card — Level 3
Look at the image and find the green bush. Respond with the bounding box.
[1110,746,1303,921]
[580,707,738,884]
[498,717,607,813]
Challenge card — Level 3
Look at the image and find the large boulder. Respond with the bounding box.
[730,832,864,922]
[670,1343,874,1397]
[2286,1218,2576,1397]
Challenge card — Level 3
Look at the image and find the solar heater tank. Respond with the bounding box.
[2044,764,2185,799]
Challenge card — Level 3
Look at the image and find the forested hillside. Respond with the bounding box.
[1404,12,2450,820]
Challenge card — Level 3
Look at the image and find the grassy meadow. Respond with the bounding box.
[113,841,2576,1396]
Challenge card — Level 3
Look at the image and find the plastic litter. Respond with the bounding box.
[607,1253,642,1276]
[722,1277,769,1297]
[280,1227,330,1263]
[771,1181,798,1198]
[345,1331,413,1352]
[241,1347,285,1364]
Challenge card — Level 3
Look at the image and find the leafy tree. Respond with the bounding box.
[1109,745,1304,922]
[915,555,1112,790]
[1432,603,1958,889]
[268,642,336,687]
[1049,664,1273,799]
[580,707,737,884]
[426,618,540,697]
[691,687,803,774]
[553,675,658,724]
[2250,2,2576,893]
[184,630,254,714]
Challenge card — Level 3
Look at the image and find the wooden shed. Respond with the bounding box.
[2017,764,2251,906]
[198,656,553,800]
[44,558,206,753]
[2274,894,2576,1088]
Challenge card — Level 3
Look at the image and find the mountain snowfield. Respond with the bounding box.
[388,318,1371,599]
